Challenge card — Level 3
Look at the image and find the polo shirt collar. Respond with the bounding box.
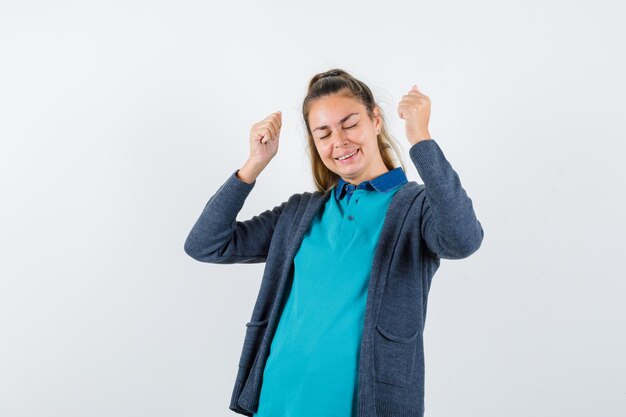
[335,167,408,201]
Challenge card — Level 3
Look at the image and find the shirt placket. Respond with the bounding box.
[339,184,363,240]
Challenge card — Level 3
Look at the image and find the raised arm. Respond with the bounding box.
[397,85,483,260]
[184,169,288,264]
[184,110,285,264]
[410,139,484,259]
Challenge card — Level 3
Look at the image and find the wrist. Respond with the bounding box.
[409,138,432,146]
[237,160,265,184]
[408,131,432,146]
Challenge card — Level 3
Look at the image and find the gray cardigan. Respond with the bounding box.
[184,139,484,417]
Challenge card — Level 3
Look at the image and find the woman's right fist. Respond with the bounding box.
[248,111,282,168]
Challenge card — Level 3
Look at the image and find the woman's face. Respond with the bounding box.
[308,93,387,185]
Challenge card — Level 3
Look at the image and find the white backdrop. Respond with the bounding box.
[1,0,625,416]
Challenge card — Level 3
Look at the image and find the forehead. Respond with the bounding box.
[308,94,365,124]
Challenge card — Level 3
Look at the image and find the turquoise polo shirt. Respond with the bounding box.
[253,167,408,417]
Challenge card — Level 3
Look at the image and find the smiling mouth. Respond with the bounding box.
[335,148,359,161]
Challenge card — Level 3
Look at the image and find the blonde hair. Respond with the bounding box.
[302,68,406,193]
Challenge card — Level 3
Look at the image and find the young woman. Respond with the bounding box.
[184,68,484,417]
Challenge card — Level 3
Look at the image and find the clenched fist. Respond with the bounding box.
[248,110,282,168]
[397,85,432,145]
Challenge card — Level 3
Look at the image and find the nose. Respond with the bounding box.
[333,130,349,148]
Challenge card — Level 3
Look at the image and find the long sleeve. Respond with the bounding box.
[409,139,484,260]
[183,169,288,264]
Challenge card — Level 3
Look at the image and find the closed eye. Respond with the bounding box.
[320,123,358,140]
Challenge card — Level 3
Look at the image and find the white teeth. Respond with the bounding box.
[337,149,358,160]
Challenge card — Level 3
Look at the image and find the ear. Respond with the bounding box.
[373,106,382,132]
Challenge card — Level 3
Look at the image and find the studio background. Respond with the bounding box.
[1,0,624,416]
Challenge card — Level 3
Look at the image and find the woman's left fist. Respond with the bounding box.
[397,85,432,145]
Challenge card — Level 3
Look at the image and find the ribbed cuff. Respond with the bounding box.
[408,139,440,170]
[208,169,256,209]
[228,169,256,191]
[233,169,256,186]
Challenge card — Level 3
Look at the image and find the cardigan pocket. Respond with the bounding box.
[374,323,419,387]
[238,318,269,369]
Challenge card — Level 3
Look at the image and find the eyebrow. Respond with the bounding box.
[312,112,359,132]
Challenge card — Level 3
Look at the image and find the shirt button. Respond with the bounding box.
[347,215,355,221]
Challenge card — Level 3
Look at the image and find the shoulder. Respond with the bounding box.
[281,188,329,208]
[288,186,329,201]
[385,180,428,218]
[395,180,426,201]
